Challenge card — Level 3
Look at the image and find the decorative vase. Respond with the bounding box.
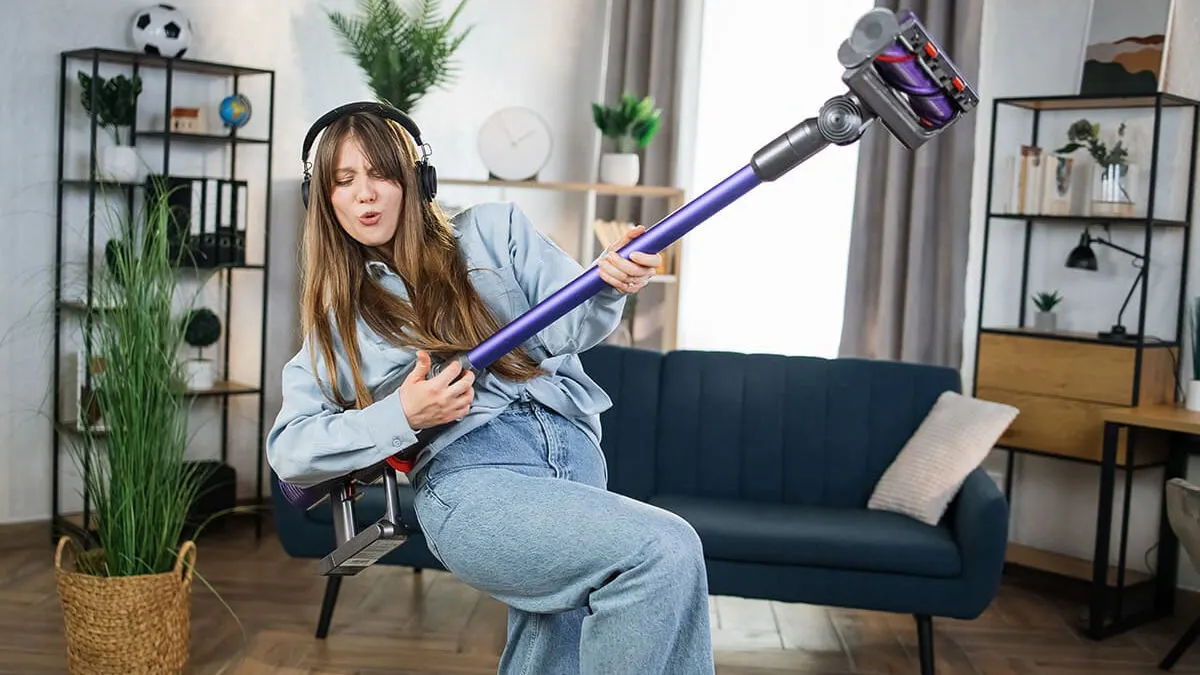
[1040,154,1075,215]
[54,537,197,674]
[599,152,640,185]
[185,358,216,391]
[1034,311,1057,332]
[1187,380,1200,412]
[1091,162,1136,217]
[98,145,140,183]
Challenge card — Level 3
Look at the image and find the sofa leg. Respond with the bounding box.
[915,614,934,675]
[1160,614,1200,670]
[315,576,343,639]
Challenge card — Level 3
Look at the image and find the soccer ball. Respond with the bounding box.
[130,4,193,59]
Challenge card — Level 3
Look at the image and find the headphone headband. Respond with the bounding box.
[300,100,437,207]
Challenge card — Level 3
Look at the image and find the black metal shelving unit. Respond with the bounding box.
[51,47,275,542]
[973,92,1200,639]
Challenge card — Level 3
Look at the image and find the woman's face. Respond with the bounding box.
[329,135,405,248]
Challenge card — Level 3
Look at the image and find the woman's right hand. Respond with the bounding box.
[399,351,476,429]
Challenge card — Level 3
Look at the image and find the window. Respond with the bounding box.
[677,0,874,357]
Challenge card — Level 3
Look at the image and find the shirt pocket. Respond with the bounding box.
[468,263,527,323]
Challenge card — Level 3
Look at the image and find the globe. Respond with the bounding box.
[219,94,251,128]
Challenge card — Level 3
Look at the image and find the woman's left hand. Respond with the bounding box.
[598,225,661,294]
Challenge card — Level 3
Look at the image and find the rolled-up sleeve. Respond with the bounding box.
[265,341,418,487]
[502,202,626,355]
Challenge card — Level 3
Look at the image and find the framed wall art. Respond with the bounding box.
[1078,0,1175,95]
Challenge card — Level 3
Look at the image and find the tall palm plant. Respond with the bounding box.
[327,0,474,113]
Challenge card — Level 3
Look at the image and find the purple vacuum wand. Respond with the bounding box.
[279,7,979,512]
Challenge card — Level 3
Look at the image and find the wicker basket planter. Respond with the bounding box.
[54,536,197,674]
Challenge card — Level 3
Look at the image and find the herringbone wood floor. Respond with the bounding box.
[3,517,1200,674]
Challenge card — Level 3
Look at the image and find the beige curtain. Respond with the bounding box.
[837,0,984,367]
[596,0,681,227]
[596,0,684,349]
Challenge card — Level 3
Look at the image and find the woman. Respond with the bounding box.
[266,108,714,674]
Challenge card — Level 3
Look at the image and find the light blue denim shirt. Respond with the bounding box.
[266,201,627,486]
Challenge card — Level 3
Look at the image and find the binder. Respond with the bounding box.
[145,174,250,268]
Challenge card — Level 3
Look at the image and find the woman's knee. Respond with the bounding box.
[643,508,706,577]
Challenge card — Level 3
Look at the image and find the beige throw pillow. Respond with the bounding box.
[868,391,1018,525]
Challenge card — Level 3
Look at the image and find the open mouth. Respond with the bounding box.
[358,210,382,226]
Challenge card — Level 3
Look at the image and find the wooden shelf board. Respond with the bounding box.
[1006,542,1153,586]
[979,326,1177,348]
[187,380,261,397]
[987,212,1186,228]
[136,130,269,145]
[996,92,1200,110]
[441,177,684,198]
[63,47,272,77]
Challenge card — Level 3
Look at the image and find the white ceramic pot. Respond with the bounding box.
[185,359,216,391]
[599,152,640,185]
[1033,311,1056,332]
[1187,380,1200,412]
[99,145,140,183]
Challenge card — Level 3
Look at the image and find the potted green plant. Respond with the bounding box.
[592,91,662,185]
[1055,119,1133,217]
[1032,290,1062,331]
[77,71,143,183]
[326,0,474,113]
[55,179,209,673]
[182,307,221,390]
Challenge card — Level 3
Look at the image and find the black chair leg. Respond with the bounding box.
[1160,614,1200,670]
[915,614,935,675]
[315,576,343,639]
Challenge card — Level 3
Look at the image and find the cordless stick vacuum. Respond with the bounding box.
[279,7,980,576]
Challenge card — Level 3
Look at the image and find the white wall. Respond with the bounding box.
[963,0,1200,588]
[0,0,610,524]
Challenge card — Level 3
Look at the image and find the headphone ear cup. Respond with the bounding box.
[421,162,437,201]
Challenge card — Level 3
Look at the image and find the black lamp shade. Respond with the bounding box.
[1066,233,1097,270]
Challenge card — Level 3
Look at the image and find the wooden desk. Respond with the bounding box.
[1101,404,1200,436]
[1086,404,1200,639]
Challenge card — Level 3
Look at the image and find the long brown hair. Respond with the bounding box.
[300,111,543,410]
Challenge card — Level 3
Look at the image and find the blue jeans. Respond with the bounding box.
[411,400,715,675]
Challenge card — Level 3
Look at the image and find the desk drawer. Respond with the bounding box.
[976,387,1169,466]
[976,331,1174,405]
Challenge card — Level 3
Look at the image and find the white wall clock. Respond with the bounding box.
[477,107,553,181]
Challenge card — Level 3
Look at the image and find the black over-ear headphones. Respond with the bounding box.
[300,101,438,208]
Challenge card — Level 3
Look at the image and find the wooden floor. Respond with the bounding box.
[3,518,1200,674]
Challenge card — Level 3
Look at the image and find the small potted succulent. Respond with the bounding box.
[182,307,221,390]
[592,91,662,185]
[1032,290,1062,332]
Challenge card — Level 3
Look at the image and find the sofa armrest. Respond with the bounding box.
[947,467,1009,616]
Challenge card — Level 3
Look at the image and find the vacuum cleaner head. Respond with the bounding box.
[839,8,978,150]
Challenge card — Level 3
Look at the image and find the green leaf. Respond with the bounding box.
[327,0,473,113]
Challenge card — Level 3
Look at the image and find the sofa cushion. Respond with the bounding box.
[650,494,961,578]
[868,391,1018,525]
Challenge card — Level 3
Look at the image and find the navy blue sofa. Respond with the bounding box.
[271,344,1009,674]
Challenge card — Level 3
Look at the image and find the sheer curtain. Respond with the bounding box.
[676,0,874,357]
